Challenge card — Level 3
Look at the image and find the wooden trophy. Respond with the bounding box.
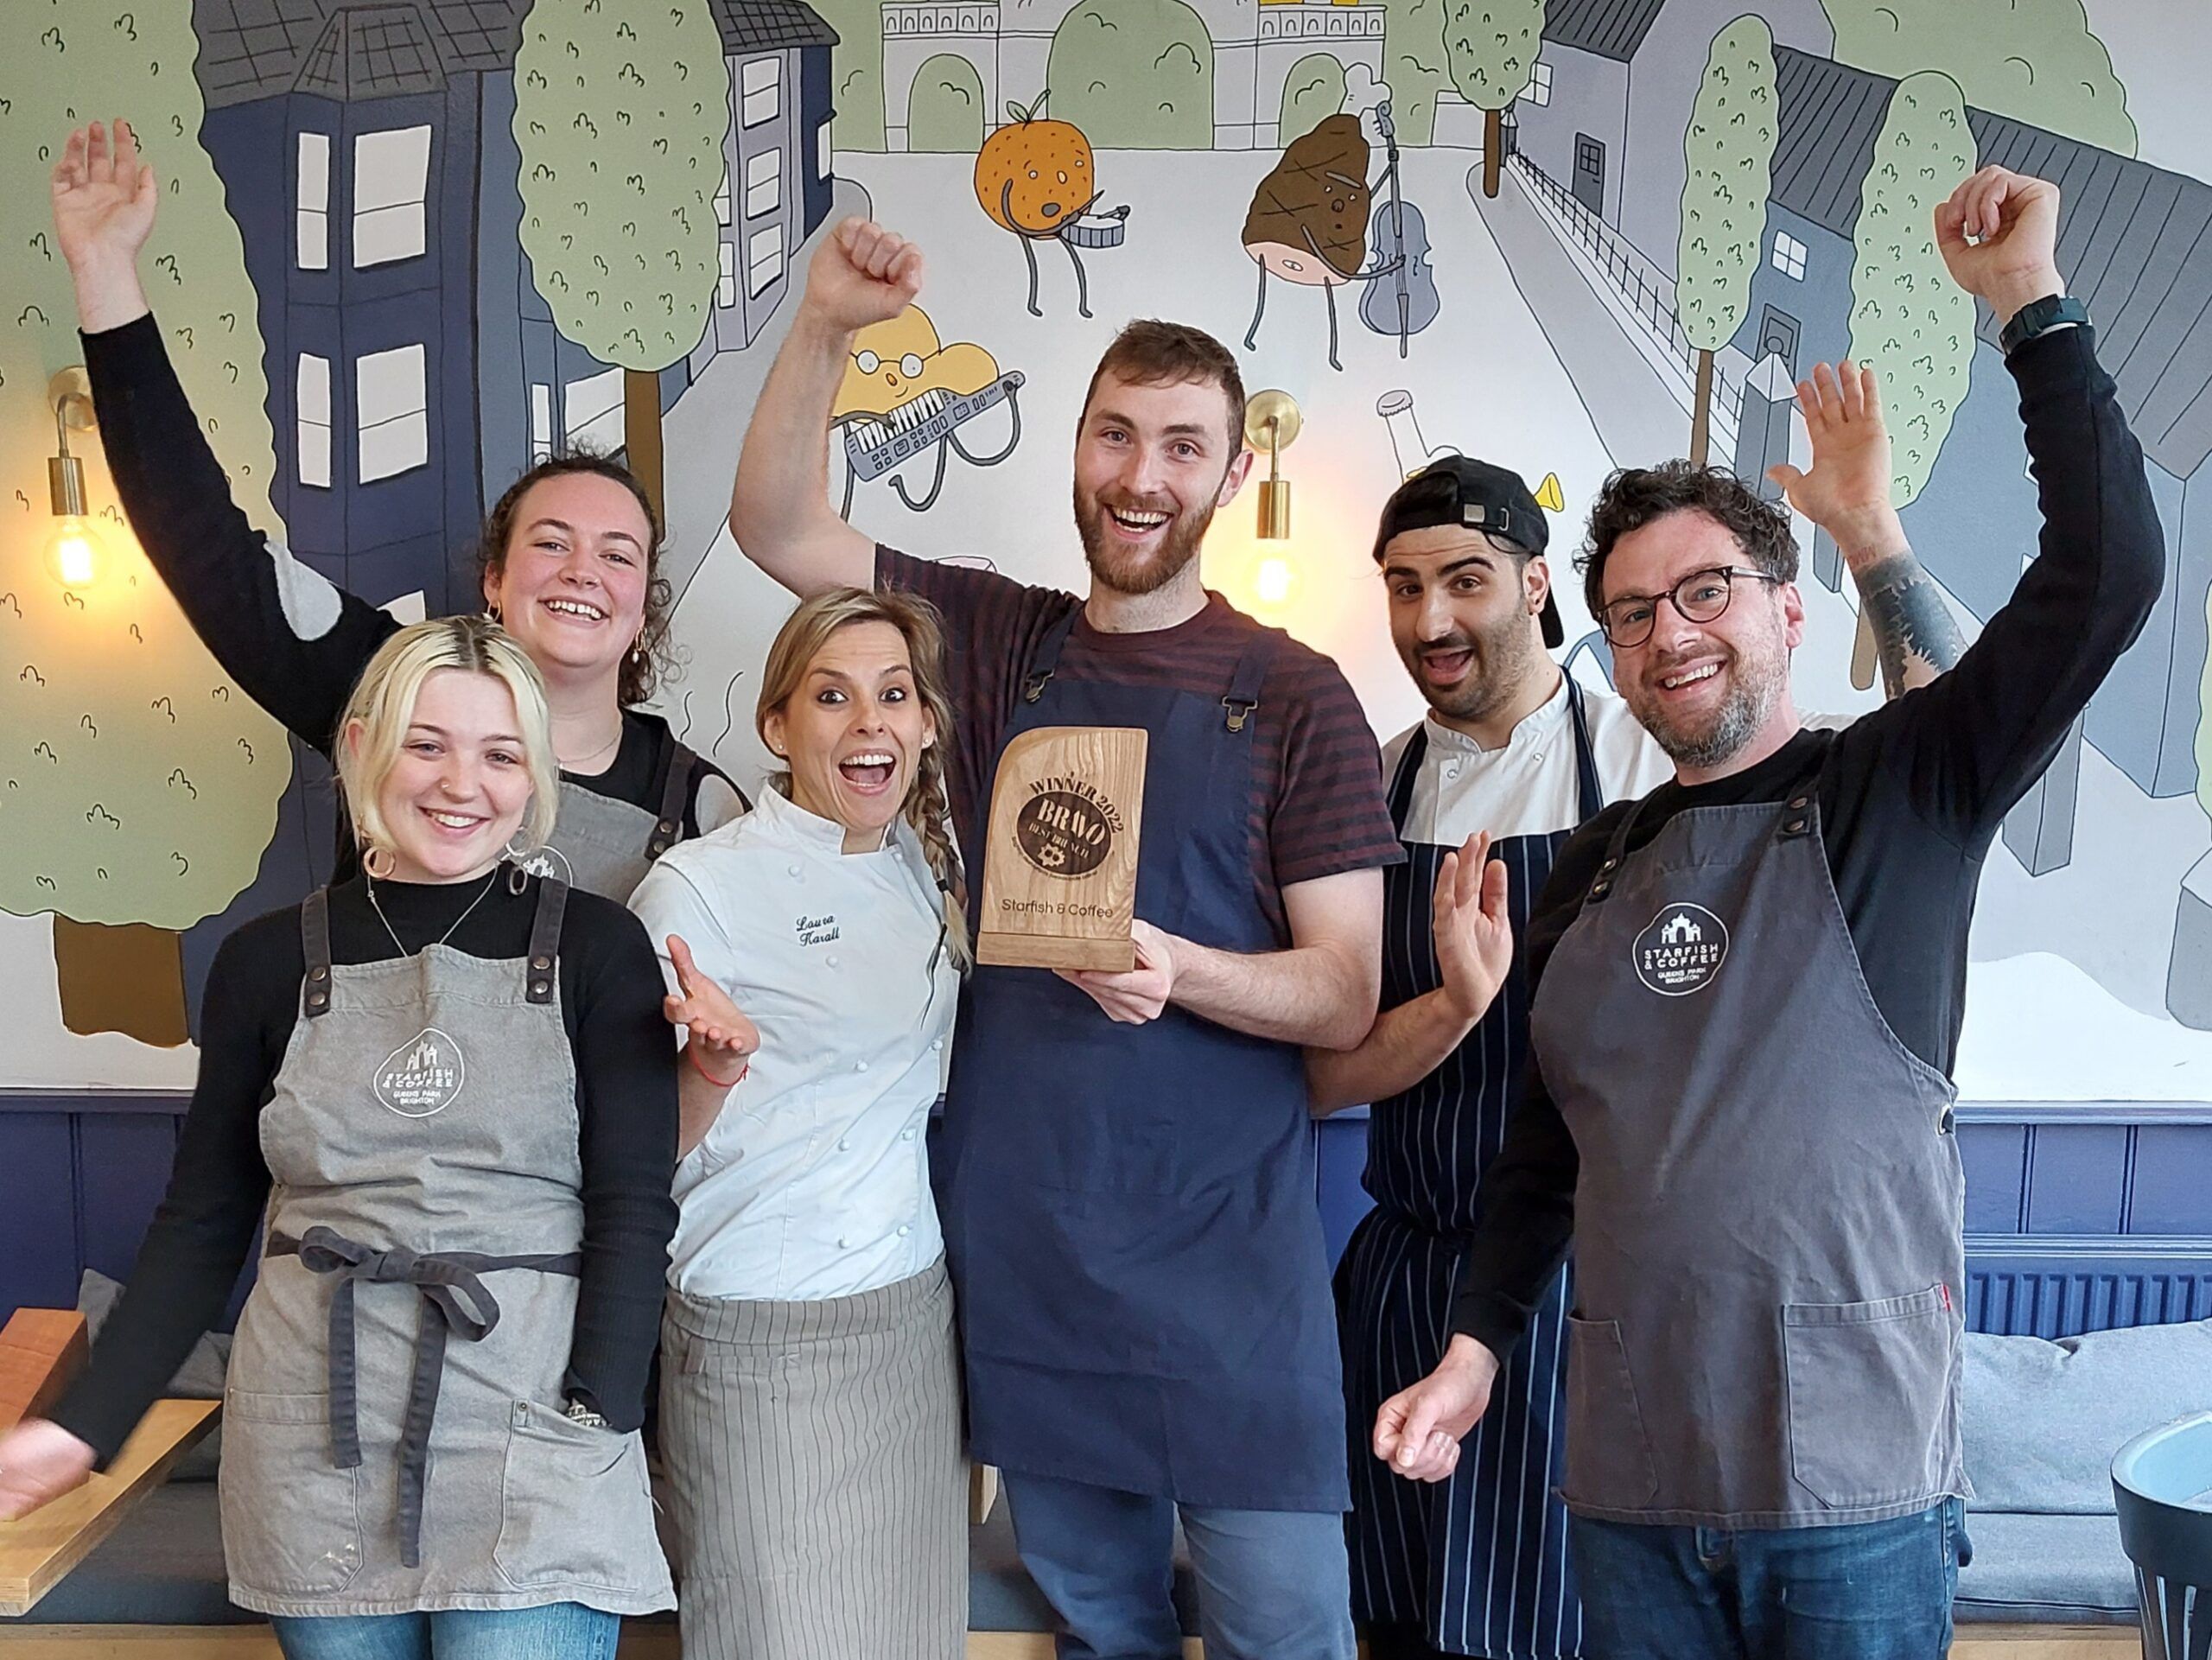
[976,727,1147,971]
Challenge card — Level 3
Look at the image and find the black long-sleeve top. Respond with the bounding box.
[49,874,681,1461]
[1451,325,2166,1355]
[80,315,742,882]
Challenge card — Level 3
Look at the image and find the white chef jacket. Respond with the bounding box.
[631,784,960,1302]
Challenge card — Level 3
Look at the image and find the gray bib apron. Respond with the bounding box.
[540,737,696,901]
[218,878,675,1618]
[1527,766,1969,1529]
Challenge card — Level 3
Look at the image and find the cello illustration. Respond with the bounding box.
[1359,100,1440,354]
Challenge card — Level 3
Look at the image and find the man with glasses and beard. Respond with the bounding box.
[1320,440,1940,1660]
[728,219,1403,1660]
[1370,166,2164,1658]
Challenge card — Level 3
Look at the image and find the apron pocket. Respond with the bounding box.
[1783,1288,1954,1510]
[218,1390,363,1598]
[493,1400,656,1592]
[1562,1315,1659,1511]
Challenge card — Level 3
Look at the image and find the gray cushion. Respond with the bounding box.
[78,1269,228,1482]
[1952,1511,2138,1624]
[1962,1320,2212,1513]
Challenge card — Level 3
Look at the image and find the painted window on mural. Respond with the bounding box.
[742,57,780,128]
[296,132,329,271]
[296,353,333,487]
[747,148,781,218]
[353,125,431,268]
[530,382,552,464]
[1522,61,1553,106]
[1772,231,1808,281]
[747,225,782,296]
[356,343,428,481]
[719,239,738,309]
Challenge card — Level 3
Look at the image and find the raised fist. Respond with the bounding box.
[799,219,925,334]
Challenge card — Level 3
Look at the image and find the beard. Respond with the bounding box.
[1075,482,1216,596]
[1625,636,1789,771]
[1403,606,1545,726]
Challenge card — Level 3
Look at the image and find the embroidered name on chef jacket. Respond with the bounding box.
[375,1027,467,1116]
[1633,904,1729,995]
[795,913,840,947]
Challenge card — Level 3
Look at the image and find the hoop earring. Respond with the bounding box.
[502,834,537,890]
[361,843,396,880]
[486,601,502,625]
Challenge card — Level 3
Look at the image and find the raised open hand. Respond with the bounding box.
[663,934,760,1077]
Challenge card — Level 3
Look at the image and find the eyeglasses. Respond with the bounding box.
[1596,565,1784,649]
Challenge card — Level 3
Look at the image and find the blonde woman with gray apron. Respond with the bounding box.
[49,117,744,903]
[1,616,679,1657]
[630,588,970,1659]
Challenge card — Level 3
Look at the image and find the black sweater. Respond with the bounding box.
[80,315,739,884]
[1452,325,2166,1354]
[50,874,681,1460]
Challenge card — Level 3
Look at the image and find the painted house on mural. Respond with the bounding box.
[195,0,836,619]
[193,0,524,617]
[1505,0,1831,245]
[478,0,837,537]
[1711,47,2212,872]
[879,0,1385,153]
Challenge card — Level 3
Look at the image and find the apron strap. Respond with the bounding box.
[525,878,569,1004]
[267,1226,583,1569]
[1020,608,1083,704]
[300,888,335,1020]
[1773,750,1826,845]
[1221,630,1280,735]
[645,735,694,862]
[1586,788,1651,906]
[1563,674,1606,819]
[1384,724,1427,834]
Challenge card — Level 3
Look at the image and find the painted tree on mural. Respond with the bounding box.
[1847,72,1977,509]
[1676,16,1777,468]
[1382,0,1452,145]
[1048,0,1213,150]
[910,54,986,152]
[812,0,885,152]
[1825,0,2133,155]
[1280,54,1349,149]
[0,0,290,1046]
[513,0,729,520]
[1445,0,1546,198]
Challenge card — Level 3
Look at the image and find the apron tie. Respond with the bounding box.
[268,1226,583,1568]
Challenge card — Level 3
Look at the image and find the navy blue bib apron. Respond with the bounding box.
[1337,679,1599,1657]
[940,607,1350,1512]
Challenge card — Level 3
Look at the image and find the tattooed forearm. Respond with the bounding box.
[1855,550,1967,697]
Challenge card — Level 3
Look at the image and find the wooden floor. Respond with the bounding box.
[0,1625,2143,1657]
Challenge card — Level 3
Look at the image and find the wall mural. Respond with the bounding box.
[3,0,2210,1110]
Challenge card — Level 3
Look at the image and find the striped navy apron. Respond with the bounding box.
[1336,677,1601,1658]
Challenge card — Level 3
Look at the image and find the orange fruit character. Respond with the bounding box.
[975,93,1096,239]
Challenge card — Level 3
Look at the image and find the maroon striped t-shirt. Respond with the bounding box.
[878,547,1402,943]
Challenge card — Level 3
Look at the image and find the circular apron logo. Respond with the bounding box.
[373,1027,466,1117]
[1632,904,1730,996]
[1014,778,1122,879]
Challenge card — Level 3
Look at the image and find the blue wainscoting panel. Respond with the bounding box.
[0,1110,80,1317]
[1965,1240,2212,1335]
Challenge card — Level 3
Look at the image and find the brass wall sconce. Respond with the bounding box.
[1243,389,1302,541]
[45,367,106,588]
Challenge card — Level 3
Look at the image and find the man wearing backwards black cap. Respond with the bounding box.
[1317,438,1948,1660]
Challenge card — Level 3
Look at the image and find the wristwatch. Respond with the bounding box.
[1999,294,2088,357]
[563,1398,610,1429]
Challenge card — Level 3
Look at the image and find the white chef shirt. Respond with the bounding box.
[1382,671,1675,848]
[631,784,960,1302]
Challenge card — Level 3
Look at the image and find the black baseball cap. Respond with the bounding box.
[1372,456,1563,648]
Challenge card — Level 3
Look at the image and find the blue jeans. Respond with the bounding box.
[1004,1470,1357,1660]
[1568,1499,1969,1660]
[269,1604,620,1660]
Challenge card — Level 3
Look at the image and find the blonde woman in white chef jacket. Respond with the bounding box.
[630,586,968,1660]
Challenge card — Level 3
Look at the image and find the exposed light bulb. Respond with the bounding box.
[1255,556,1294,606]
[45,514,102,588]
